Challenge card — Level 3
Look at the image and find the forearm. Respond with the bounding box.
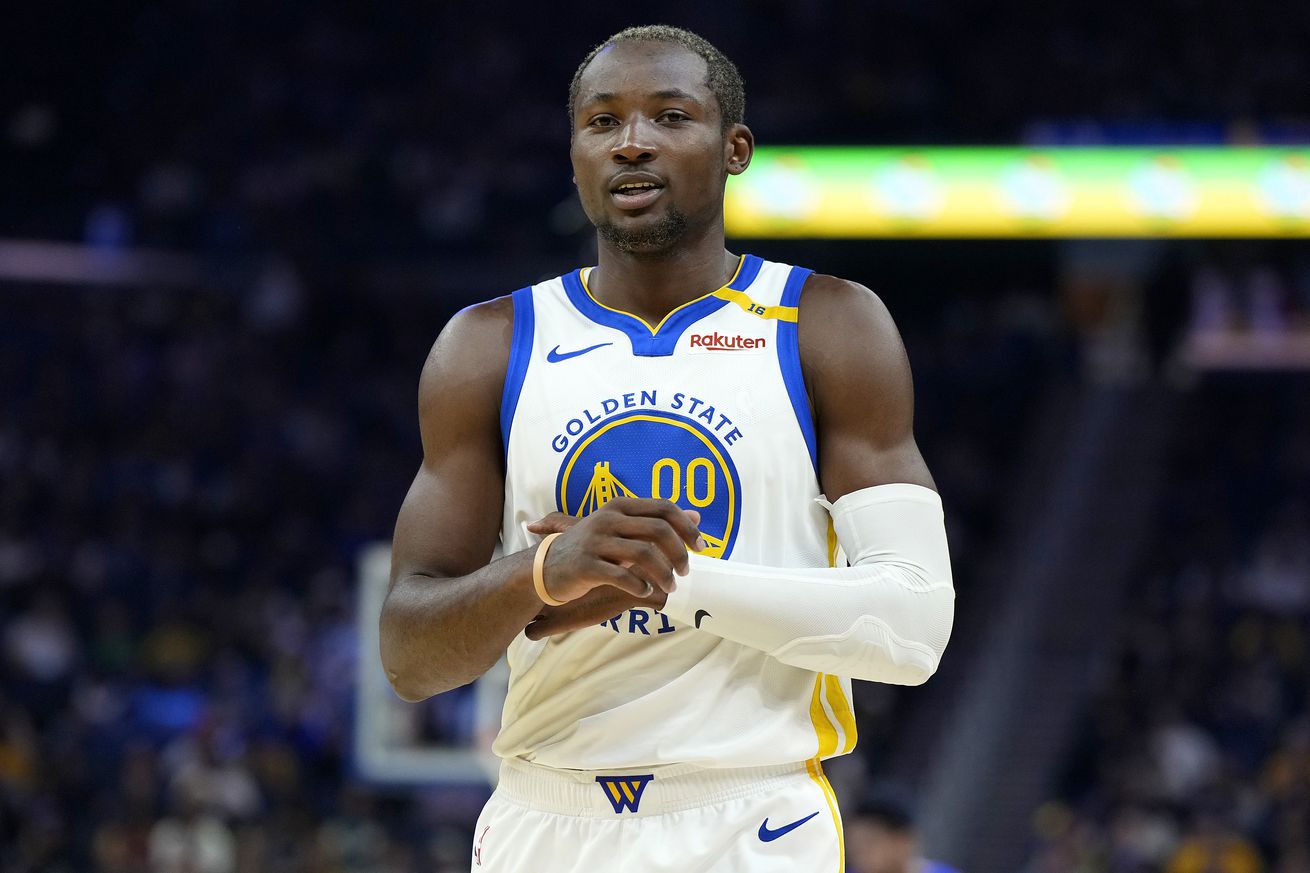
[380,548,543,701]
[661,484,954,685]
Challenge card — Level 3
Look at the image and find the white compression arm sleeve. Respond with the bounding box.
[661,483,955,685]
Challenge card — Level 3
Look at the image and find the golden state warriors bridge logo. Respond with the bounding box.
[555,411,742,559]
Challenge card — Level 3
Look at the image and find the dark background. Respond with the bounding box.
[2,3,1309,872]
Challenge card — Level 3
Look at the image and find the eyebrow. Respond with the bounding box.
[580,88,704,106]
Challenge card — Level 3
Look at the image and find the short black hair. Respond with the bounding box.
[568,25,745,130]
[855,783,918,832]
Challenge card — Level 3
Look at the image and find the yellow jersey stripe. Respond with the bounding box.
[806,758,845,872]
[579,256,747,334]
[711,287,800,322]
[620,782,636,803]
[824,674,859,755]
[809,674,840,758]
[826,517,839,568]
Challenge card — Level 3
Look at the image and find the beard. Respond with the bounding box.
[595,207,690,255]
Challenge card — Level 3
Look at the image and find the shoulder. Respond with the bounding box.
[791,273,930,493]
[796,272,893,329]
[793,271,916,428]
[434,294,516,350]
[795,272,905,372]
[418,294,518,417]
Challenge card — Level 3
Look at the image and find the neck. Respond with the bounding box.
[589,224,739,328]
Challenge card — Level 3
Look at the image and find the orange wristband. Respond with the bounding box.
[532,533,567,606]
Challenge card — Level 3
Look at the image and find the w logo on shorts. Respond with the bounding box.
[595,775,654,813]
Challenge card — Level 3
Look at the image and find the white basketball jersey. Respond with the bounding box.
[493,254,857,770]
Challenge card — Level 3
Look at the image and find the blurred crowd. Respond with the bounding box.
[0,265,1061,870]
[1180,255,1310,374]
[1024,379,1310,873]
[5,0,1310,262]
[0,279,456,871]
[4,3,1309,871]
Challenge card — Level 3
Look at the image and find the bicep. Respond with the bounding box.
[390,303,512,585]
[800,278,936,503]
[392,439,504,582]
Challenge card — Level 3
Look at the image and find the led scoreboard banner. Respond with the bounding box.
[724,147,1310,238]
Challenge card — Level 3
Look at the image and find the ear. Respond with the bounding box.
[724,123,754,176]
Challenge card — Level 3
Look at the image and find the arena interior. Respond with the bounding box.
[2,3,1309,871]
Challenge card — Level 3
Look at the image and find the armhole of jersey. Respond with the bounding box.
[777,266,818,474]
[499,286,535,459]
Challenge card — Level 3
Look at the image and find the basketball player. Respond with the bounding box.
[381,25,955,872]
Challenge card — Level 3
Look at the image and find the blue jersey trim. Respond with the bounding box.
[561,254,763,357]
[500,286,535,457]
[730,253,763,291]
[777,266,817,473]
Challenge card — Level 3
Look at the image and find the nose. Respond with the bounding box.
[611,116,657,164]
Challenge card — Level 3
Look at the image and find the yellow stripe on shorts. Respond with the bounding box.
[806,758,845,872]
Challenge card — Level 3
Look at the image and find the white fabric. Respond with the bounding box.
[470,759,842,872]
[662,484,955,686]
[495,256,856,770]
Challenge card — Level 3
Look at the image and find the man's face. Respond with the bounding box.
[569,40,751,255]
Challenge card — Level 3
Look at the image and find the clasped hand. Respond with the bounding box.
[523,497,705,640]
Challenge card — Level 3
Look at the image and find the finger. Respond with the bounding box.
[550,557,652,601]
[524,612,597,640]
[605,498,703,549]
[523,579,666,639]
[618,555,675,597]
[610,516,693,578]
[596,562,659,599]
[527,589,641,635]
[598,538,678,593]
[543,586,636,618]
[682,510,708,551]
[524,617,555,641]
[525,587,665,640]
[527,512,580,535]
[645,587,668,609]
[653,501,704,550]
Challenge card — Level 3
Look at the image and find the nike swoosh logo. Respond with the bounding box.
[546,342,612,363]
[694,609,711,629]
[758,811,820,842]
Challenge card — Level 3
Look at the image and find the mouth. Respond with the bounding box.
[610,178,665,211]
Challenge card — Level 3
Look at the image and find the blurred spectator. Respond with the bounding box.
[1164,807,1262,873]
[848,783,962,873]
[1030,378,1310,871]
[315,786,388,872]
[147,788,236,873]
[1235,503,1310,615]
[4,593,79,685]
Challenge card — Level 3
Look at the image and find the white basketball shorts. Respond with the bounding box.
[470,757,845,872]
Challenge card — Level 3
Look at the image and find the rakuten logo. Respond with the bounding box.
[689,332,767,351]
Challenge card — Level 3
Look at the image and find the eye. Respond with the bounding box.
[587,114,619,128]
[658,110,690,123]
